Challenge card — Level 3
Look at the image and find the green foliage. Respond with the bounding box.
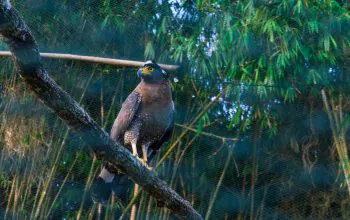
[1,0,350,219]
[0,173,10,188]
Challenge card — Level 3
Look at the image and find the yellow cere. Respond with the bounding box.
[142,66,153,75]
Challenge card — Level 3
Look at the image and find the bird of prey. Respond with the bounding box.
[91,60,174,204]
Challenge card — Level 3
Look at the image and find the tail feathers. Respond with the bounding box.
[91,174,133,206]
[91,177,113,204]
[111,174,133,204]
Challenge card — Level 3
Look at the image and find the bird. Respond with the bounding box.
[91,60,175,205]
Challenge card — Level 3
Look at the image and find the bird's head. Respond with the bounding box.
[137,60,168,82]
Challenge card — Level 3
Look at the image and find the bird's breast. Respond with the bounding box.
[134,81,173,141]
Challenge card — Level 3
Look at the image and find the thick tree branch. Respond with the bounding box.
[0,2,202,219]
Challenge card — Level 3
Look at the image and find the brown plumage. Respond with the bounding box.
[111,80,174,159]
[91,60,174,204]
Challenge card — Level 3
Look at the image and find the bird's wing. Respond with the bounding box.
[110,91,141,141]
[148,102,175,160]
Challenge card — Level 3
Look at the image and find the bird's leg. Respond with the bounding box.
[130,142,140,220]
[130,141,150,169]
[131,141,139,157]
[142,144,149,164]
[141,143,153,170]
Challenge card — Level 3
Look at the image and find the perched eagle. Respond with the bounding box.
[92,60,174,204]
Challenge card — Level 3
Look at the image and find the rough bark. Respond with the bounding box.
[0,2,202,219]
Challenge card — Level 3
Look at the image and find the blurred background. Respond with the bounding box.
[0,0,349,219]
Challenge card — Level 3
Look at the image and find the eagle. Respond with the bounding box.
[91,60,175,204]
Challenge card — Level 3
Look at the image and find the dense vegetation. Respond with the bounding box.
[0,0,349,219]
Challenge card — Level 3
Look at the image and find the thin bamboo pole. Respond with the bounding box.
[45,153,79,218]
[0,51,180,71]
[130,185,140,220]
[321,89,350,197]
[205,145,233,220]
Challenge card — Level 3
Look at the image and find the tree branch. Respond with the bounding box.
[0,51,180,71]
[0,2,202,219]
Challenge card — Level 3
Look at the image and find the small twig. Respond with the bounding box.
[175,123,238,142]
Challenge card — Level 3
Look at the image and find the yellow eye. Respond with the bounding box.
[147,66,154,71]
[142,66,154,75]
